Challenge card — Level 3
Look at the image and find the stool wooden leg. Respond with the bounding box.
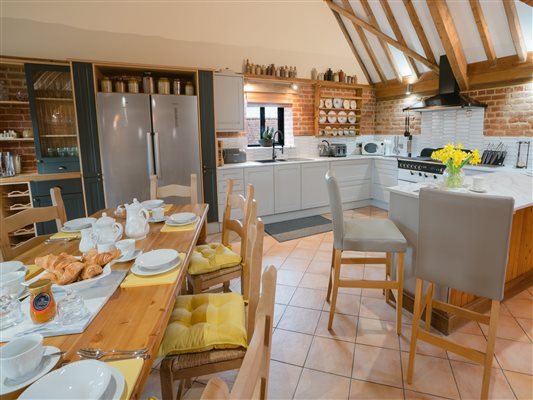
[385,253,392,303]
[222,281,231,292]
[424,283,435,332]
[160,359,177,400]
[396,253,404,335]
[407,277,424,383]
[326,247,335,303]
[481,300,500,399]
[328,249,342,330]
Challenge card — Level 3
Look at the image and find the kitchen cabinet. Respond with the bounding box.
[214,73,244,132]
[301,162,330,209]
[244,166,274,216]
[217,168,245,222]
[25,63,81,174]
[30,178,85,235]
[330,160,371,202]
[372,158,398,205]
[274,164,301,213]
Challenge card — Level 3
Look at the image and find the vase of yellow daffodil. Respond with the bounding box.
[431,143,481,188]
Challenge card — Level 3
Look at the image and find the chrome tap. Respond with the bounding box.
[272,130,285,161]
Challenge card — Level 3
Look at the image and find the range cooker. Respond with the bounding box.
[397,148,446,184]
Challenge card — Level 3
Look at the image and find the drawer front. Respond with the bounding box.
[244,166,274,217]
[301,162,330,209]
[38,159,81,174]
[31,178,83,197]
[217,169,245,198]
[372,183,390,204]
[373,173,398,187]
[341,182,371,202]
[374,159,397,171]
[331,160,371,184]
[218,203,244,223]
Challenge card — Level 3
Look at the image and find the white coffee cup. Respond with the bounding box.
[0,333,44,380]
[152,207,165,220]
[115,239,135,258]
[472,176,486,192]
[97,242,116,253]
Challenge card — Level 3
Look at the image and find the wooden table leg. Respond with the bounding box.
[198,219,208,245]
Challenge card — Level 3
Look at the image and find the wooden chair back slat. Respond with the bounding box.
[221,180,254,259]
[50,187,67,231]
[150,174,198,204]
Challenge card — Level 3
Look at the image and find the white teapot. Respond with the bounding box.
[123,198,150,240]
[92,212,123,244]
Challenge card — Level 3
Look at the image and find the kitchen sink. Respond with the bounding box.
[255,157,315,163]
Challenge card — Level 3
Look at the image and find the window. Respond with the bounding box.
[245,105,292,147]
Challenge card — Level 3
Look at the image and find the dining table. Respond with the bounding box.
[1,202,209,399]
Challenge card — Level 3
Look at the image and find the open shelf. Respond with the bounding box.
[35,97,73,101]
[0,100,29,105]
[41,134,77,138]
[0,138,34,142]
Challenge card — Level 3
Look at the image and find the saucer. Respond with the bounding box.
[0,346,62,396]
[115,249,142,263]
[165,216,199,227]
[148,216,167,223]
[131,257,182,277]
[469,188,487,193]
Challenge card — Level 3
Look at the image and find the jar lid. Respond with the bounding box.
[159,77,169,82]
[29,279,51,291]
[94,212,115,227]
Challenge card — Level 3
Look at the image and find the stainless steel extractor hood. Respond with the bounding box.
[403,55,487,112]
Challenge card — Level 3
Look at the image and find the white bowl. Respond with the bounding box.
[19,360,112,400]
[141,199,164,210]
[0,271,26,297]
[0,261,28,276]
[136,249,179,270]
[0,333,44,380]
[63,217,96,231]
[169,212,196,224]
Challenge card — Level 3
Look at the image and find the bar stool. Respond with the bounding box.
[407,188,514,399]
[325,171,407,334]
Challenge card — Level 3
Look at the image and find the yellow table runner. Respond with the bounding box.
[25,264,42,280]
[160,218,199,233]
[120,253,185,288]
[49,231,81,240]
[106,358,144,400]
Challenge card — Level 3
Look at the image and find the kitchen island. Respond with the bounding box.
[388,171,533,334]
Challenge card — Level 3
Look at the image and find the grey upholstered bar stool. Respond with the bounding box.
[407,188,514,400]
[325,171,407,334]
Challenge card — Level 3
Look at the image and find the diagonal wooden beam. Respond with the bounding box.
[340,0,387,82]
[517,0,533,6]
[325,0,439,73]
[360,0,403,83]
[329,8,373,84]
[427,0,468,90]
[503,0,528,62]
[469,0,497,67]
[379,0,420,79]
[402,0,437,65]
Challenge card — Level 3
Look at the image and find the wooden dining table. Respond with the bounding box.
[3,203,209,399]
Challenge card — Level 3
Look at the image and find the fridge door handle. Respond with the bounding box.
[147,132,155,177]
[154,131,162,179]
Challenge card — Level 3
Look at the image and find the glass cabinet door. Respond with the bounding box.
[25,63,80,173]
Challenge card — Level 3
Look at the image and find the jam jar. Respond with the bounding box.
[29,279,57,324]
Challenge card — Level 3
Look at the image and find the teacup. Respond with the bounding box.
[0,271,26,298]
[97,242,116,253]
[472,176,486,192]
[0,333,44,380]
[115,239,135,259]
[0,261,27,276]
[152,207,165,220]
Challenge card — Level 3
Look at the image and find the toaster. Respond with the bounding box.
[223,148,247,164]
[330,143,347,157]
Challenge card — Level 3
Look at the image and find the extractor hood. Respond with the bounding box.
[403,55,487,112]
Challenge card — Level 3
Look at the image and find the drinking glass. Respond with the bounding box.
[0,295,23,330]
[57,290,89,325]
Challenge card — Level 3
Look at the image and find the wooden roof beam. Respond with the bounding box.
[325,0,439,73]
[329,8,373,84]
[427,0,469,90]
[379,0,420,79]
[517,0,533,7]
[360,0,403,83]
[503,0,528,62]
[469,0,497,67]
[402,0,437,66]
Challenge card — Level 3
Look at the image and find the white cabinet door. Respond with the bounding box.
[274,164,301,213]
[217,168,245,222]
[214,73,244,132]
[330,160,371,202]
[244,166,274,216]
[301,162,330,209]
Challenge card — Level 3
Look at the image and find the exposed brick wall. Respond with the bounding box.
[374,96,421,135]
[0,64,37,172]
[292,84,314,136]
[464,83,533,137]
[361,88,376,135]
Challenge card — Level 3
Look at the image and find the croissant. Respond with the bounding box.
[81,263,103,280]
[35,254,58,272]
[41,271,61,284]
[86,249,121,266]
[55,261,85,285]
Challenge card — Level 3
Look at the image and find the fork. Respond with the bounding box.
[77,347,148,360]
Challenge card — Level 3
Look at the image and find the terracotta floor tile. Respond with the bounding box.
[323,293,361,316]
[359,296,400,322]
[455,320,484,336]
[503,370,533,400]
[277,269,304,287]
[404,390,448,399]
[305,336,355,377]
[271,329,313,366]
[446,332,498,367]
[290,247,317,261]
[293,368,351,400]
[278,306,321,335]
[280,257,311,273]
[290,287,327,310]
[266,245,294,258]
[352,343,403,388]
[363,265,387,281]
[263,255,287,270]
[274,304,286,328]
[356,317,400,350]
[313,250,333,263]
[323,231,334,243]
[307,259,331,276]
[299,272,329,290]
[297,238,322,250]
[494,338,533,375]
[361,288,386,299]
[399,324,448,359]
[480,314,531,342]
[338,286,363,296]
[516,317,533,342]
[315,311,357,342]
[514,289,533,299]
[275,284,296,305]
[450,360,515,400]
[340,265,365,280]
[268,360,302,400]
[504,297,533,320]
[194,369,238,386]
[319,241,333,252]
[349,380,403,399]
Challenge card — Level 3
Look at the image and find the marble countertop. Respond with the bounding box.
[388,170,533,210]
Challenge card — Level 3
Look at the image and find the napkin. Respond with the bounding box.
[120,253,185,288]
[25,264,42,280]
[49,231,81,240]
[107,358,144,400]
[160,218,199,233]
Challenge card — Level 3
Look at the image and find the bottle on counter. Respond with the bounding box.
[29,279,57,324]
[311,68,317,80]
[294,66,298,78]
[245,59,251,74]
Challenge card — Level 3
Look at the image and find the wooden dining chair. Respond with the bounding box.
[50,186,67,231]
[160,204,268,400]
[200,266,276,400]
[407,188,515,399]
[150,174,198,204]
[187,180,255,294]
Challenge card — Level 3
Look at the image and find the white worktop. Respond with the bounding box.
[388,171,533,210]
[218,155,400,169]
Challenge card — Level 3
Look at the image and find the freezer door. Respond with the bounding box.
[96,93,153,208]
[151,95,202,203]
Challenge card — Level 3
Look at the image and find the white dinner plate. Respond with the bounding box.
[165,216,199,227]
[318,110,327,124]
[333,98,343,109]
[24,263,112,291]
[469,188,487,193]
[115,249,143,263]
[136,249,179,270]
[99,365,125,400]
[19,360,111,400]
[319,99,324,108]
[131,256,182,277]
[324,98,333,108]
[0,346,62,396]
[327,111,337,124]
[348,111,356,123]
[141,199,164,210]
[168,212,196,224]
[350,100,357,109]
[63,218,96,231]
[337,111,347,124]
[343,99,350,109]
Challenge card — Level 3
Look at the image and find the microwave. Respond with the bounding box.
[362,141,385,155]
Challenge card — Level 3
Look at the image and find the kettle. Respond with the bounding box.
[123,198,150,240]
[318,140,331,157]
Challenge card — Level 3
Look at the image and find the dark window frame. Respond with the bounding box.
[247,105,285,147]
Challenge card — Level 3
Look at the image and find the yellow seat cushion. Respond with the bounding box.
[158,292,247,356]
[188,243,241,275]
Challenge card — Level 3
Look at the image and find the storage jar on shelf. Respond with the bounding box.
[158,78,170,95]
[185,81,194,96]
[128,78,139,94]
[100,77,112,93]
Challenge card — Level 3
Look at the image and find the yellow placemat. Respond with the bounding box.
[148,204,173,216]
[25,264,43,280]
[160,218,199,233]
[49,231,81,240]
[120,253,185,288]
[106,358,144,400]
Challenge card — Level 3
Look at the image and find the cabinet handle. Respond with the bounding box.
[58,166,66,170]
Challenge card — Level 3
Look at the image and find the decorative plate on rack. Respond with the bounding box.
[324,98,333,108]
[319,110,327,123]
[350,100,357,109]
[343,99,350,109]
[348,111,356,123]
[319,99,324,108]
[327,110,337,123]
[338,111,347,124]
[333,98,343,109]
[325,126,332,133]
